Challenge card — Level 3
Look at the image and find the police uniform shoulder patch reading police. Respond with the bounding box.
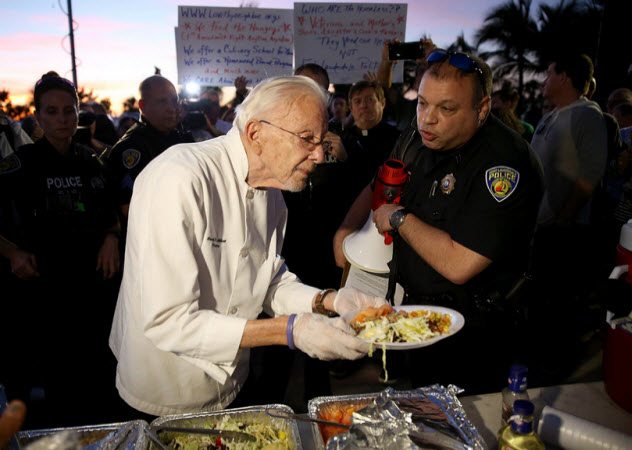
[485,165,519,202]
[0,154,21,175]
[122,149,141,169]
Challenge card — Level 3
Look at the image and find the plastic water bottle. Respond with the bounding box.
[498,400,545,450]
[501,364,529,428]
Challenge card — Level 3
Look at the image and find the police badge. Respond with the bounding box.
[485,165,520,202]
[440,173,456,194]
[0,154,21,174]
[122,149,141,169]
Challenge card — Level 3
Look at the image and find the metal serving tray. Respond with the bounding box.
[16,420,149,449]
[308,386,486,450]
[150,404,303,449]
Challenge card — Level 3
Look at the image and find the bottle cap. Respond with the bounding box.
[508,363,528,392]
[513,399,535,415]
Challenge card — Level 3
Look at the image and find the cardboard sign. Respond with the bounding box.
[176,6,294,86]
[293,3,407,84]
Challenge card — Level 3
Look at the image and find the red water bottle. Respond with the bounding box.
[372,159,408,244]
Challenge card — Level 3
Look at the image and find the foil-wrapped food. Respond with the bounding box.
[149,404,303,450]
[308,386,486,450]
[16,420,152,450]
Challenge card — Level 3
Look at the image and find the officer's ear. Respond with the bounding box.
[243,119,263,155]
[477,95,491,126]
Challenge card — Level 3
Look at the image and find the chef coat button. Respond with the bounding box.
[246,190,254,199]
[229,306,239,315]
[240,248,249,257]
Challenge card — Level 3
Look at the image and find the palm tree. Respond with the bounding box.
[475,0,539,96]
[447,32,477,55]
[536,0,603,67]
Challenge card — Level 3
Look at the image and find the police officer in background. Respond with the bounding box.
[337,51,544,393]
[108,75,193,218]
[0,72,121,428]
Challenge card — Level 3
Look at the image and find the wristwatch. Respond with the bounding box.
[389,208,409,231]
[313,288,337,317]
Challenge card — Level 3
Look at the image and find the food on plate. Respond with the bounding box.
[162,415,290,449]
[350,306,452,344]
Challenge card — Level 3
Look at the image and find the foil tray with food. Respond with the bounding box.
[149,404,303,450]
[16,420,151,449]
[308,385,486,450]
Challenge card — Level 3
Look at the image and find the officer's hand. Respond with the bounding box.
[293,313,368,360]
[333,287,389,317]
[373,204,403,234]
[324,131,347,162]
[9,248,39,280]
[0,400,26,448]
[96,233,120,279]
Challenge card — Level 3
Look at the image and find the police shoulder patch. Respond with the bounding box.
[485,165,519,202]
[0,154,21,175]
[122,148,141,170]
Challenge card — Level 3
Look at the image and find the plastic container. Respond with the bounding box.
[603,318,632,412]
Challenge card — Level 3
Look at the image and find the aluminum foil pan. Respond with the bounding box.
[17,420,150,449]
[308,385,486,450]
[150,404,302,449]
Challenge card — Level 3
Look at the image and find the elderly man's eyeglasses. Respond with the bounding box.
[427,49,484,81]
[259,120,330,152]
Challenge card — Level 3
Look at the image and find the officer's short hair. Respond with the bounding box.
[139,75,175,100]
[426,53,492,106]
[233,76,328,132]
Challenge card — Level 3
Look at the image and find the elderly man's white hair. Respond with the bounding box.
[233,76,328,132]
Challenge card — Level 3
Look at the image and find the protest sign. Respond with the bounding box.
[293,3,407,84]
[176,6,293,86]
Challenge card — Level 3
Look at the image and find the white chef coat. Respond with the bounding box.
[109,127,319,416]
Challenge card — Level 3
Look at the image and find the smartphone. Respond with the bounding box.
[388,42,425,61]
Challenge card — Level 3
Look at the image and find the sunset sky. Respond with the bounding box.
[1,0,552,115]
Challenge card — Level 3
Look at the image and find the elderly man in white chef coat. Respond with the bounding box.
[109,76,387,416]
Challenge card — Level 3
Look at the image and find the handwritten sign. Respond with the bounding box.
[176,6,294,86]
[293,3,407,84]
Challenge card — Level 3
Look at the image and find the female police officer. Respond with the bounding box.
[0,72,121,427]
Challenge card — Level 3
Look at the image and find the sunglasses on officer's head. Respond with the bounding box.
[426,49,484,82]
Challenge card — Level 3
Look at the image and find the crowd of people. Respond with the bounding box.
[1,38,632,433]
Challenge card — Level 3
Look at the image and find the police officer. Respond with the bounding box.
[108,75,193,218]
[338,51,544,393]
[0,72,121,428]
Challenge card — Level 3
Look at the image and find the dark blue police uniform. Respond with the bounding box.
[108,120,193,207]
[391,116,544,393]
[0,137,122,428]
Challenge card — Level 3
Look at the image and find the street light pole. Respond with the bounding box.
[67,0,78,87]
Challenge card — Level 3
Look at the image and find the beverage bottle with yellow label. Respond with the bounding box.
[498,400,545,450]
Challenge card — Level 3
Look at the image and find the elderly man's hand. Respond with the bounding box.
[332,287,389,317]
[293,313,368,360]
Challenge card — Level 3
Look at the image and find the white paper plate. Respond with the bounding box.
[353,305,465,350]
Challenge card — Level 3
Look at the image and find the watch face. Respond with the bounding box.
[390,209,406,230]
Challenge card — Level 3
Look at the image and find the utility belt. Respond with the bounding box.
[402,273,531,328]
